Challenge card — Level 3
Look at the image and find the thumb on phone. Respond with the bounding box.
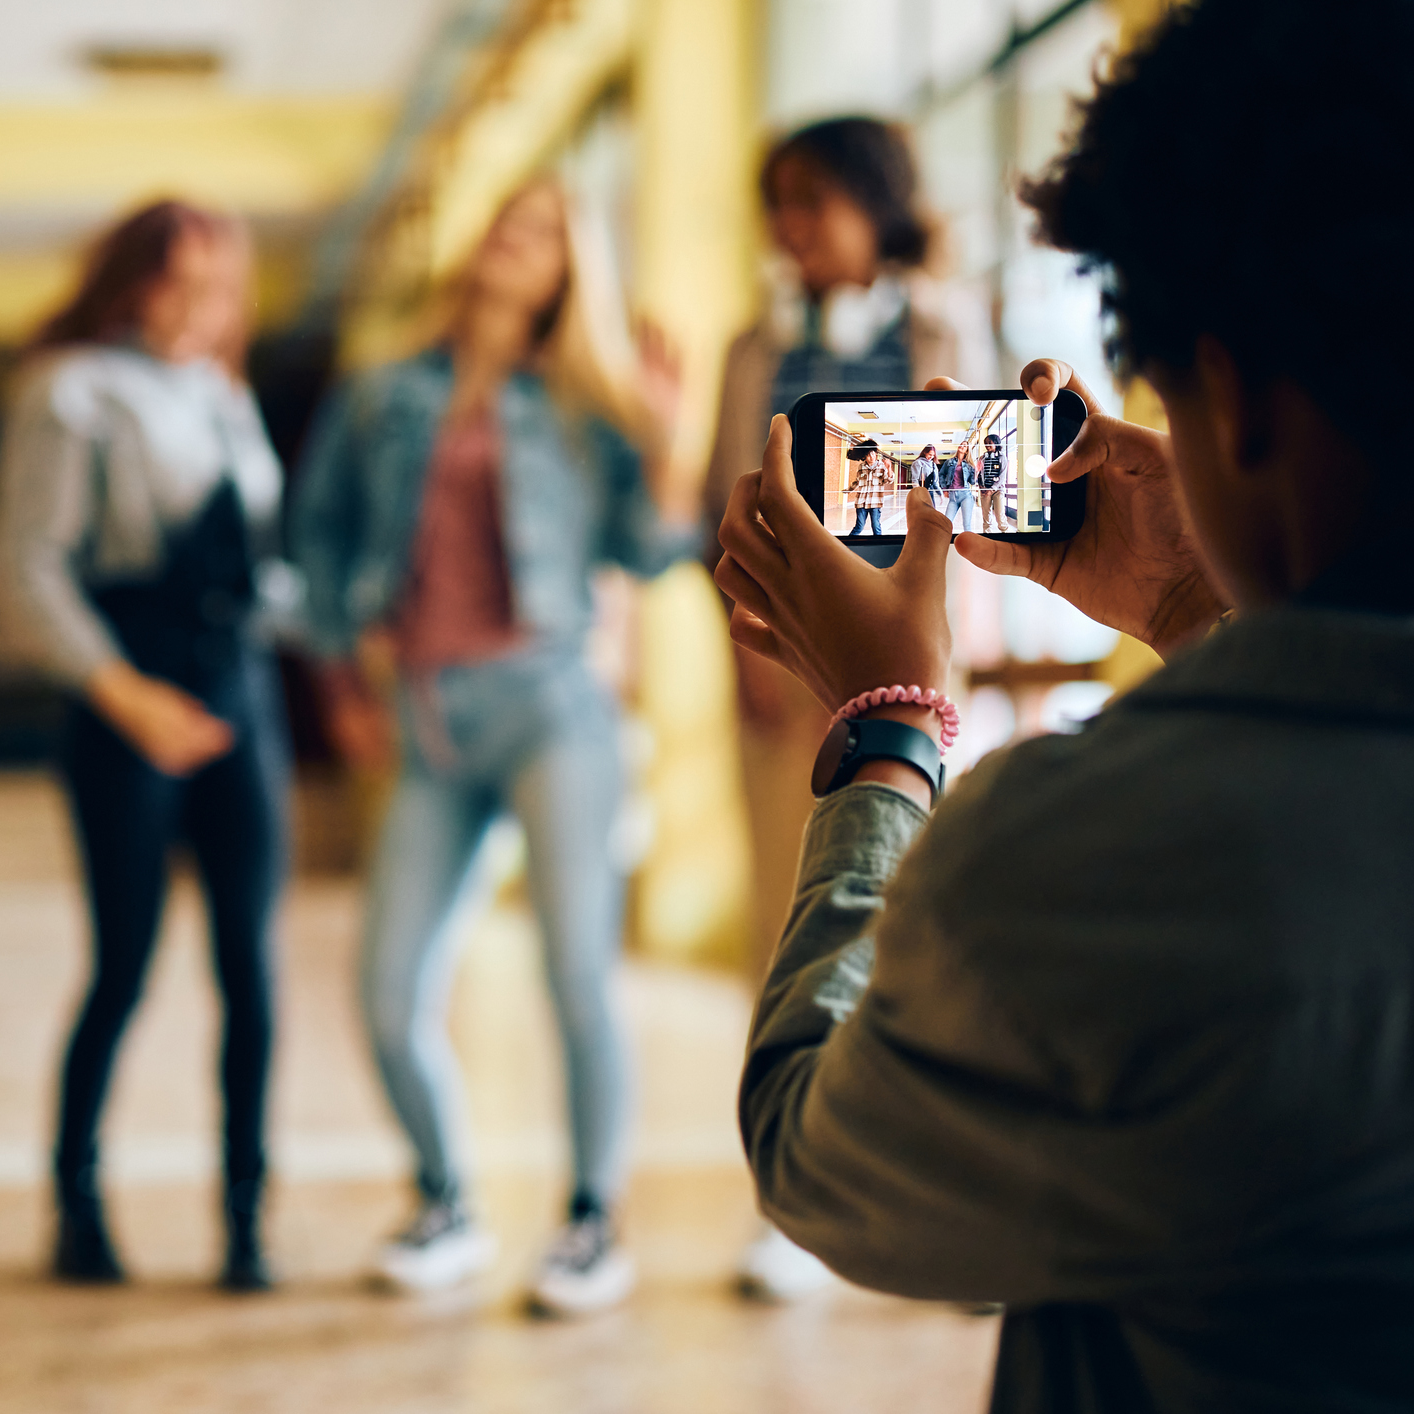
[894,487,953,588]
[755,413,827,551]
[1020,358,1105,417]
[953,531,1036,581]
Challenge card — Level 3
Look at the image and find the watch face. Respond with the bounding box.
[810,719,857,797]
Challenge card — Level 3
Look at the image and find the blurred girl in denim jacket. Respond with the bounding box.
[292,178,696,1314]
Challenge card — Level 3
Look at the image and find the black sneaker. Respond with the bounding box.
[220,1179,274,1292]
[54,1208,125,1284]
[220,1228,273,1292]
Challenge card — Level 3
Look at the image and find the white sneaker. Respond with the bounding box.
[527,1215,636,1317]
[372,1201,498,1294]
[735,1223,835,1303]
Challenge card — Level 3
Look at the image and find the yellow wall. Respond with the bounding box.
[629,0,761,968]
[338,0,639,371]
[0,97,393,212]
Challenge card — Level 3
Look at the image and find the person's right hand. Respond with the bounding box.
[87,660,235,777]
[949,360,1229,659]
[319,664,396,771]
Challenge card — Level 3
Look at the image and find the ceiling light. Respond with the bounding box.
[82,44,225,78]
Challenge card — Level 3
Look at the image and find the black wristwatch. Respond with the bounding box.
[811,717,944,807]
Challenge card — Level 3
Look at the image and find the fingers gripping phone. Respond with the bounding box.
[789,389,1088,567]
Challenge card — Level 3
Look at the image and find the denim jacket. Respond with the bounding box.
[291,349,698,660]
[940,455,976,491]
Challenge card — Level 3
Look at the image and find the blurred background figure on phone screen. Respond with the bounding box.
[845,440,893,536]
[938,438,977,531]
[977,433,1008,532]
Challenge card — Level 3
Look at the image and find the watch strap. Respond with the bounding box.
[811,717,944,805]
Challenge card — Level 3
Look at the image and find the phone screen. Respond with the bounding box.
[823,396,1053,539]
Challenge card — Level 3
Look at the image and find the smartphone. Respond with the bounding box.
[789,388,1088,566]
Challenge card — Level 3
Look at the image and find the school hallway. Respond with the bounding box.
[0,771,998,1414]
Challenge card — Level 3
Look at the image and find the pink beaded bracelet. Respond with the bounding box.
[828,685,961,755]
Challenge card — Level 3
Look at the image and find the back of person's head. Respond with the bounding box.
[762,117,929,267]
[1022,0,1414,421]
[30,199,235,355]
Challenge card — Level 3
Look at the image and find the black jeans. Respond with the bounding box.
[55,647,289,1206]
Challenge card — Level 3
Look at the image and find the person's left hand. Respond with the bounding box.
[715,414,954,719]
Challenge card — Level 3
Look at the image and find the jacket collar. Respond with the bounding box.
[412,343,547,398]
[418,344,455,377]
[1118,607,1414,730]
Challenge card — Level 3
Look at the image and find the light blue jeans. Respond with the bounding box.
[360,648,628,1211]
[945,489,975,532]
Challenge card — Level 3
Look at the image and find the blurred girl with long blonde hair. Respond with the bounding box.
[293,177,695,1314]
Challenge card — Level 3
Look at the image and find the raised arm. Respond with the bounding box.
[738,740,1269,1307]
[590,415,702,579]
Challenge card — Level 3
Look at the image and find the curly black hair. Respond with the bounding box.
[763,117,930,267]
[1021,0,1414,417]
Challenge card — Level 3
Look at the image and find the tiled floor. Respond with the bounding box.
[0,770,997,1414]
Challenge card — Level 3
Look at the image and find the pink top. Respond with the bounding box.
[394,409,524,669]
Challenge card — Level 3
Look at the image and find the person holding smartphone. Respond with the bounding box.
[714,0,1414,1407]
[0,201,287,1291]
[845,442,894,535]
[976,432,1008,531]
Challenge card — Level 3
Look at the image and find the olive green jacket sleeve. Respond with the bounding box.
[738,777,1023,1302]
[741,765,1090,1306]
